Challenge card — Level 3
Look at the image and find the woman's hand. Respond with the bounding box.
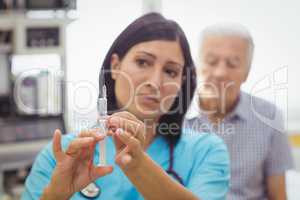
[107,111,146,171]
[45,129,113,199]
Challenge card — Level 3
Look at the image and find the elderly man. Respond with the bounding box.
[184,24,293,200]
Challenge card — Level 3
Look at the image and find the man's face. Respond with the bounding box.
[199,35,250,107]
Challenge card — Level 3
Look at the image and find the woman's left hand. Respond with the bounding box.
[107,111,146,170]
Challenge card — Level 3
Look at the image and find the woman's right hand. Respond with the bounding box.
[43,129,113,200]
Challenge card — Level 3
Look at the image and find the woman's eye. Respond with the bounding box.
[165,68,178,78]
[136,59,150,68]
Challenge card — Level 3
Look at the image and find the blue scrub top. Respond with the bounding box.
[21,128,230,200]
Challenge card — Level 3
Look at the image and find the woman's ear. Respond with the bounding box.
[111,54,121,80]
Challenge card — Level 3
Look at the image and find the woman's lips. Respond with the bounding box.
[143,96,159,103]
[137,94,160,104]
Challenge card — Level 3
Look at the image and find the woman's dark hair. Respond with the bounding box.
[99,12,196,144]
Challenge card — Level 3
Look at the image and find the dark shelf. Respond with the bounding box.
[0,115,65,144]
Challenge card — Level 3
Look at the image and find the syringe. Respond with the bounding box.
[97,85,107,166]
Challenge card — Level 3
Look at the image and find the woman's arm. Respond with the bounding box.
[108,112,200,200]
[123,150,199,200]
[40,185,71,200]
[119,132,230,200]
[108,112,229,200]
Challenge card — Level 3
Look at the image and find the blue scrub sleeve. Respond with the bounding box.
[186,136,230,200]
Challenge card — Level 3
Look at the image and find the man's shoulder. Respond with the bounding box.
[242,91,278,120]
[241,92,285,133]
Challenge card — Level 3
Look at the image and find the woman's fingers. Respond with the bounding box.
[116,153,133,168]
[108,116,145,146]
[53,129,64,161]
[77,130,106,160]
[112,111,137,121]
[65,137,95,157]
[115,128,141,156]
[78,130,105,141]
[114,145,132,167]
[112,132,126,152]
[108,116,140,135]
[91,166,113,180]
[87,140,98,161]
[120,154,132,166]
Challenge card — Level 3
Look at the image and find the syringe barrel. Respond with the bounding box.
[97,98,107,116]
[97,117,107,166]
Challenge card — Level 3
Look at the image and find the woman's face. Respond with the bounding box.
[111,40,185,121]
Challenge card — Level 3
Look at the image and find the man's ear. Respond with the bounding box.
[111,53,121,80]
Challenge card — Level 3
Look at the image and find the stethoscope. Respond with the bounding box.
[80,140,183,199]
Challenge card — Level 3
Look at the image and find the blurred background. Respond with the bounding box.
[0,0,299,199]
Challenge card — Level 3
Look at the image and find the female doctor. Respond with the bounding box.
[21,13,229,200]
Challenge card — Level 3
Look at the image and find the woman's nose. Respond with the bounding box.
[146,69,163,90]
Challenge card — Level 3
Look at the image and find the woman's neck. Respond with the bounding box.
[143,119,158,149]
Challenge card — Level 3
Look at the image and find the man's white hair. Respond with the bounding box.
[199,22,254,68]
